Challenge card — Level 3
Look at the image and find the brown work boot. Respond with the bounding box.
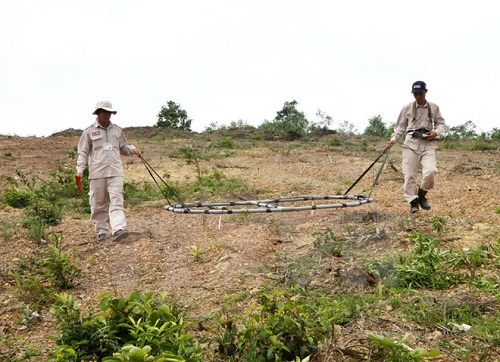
[418,189,431,210]
[410,198,419,213]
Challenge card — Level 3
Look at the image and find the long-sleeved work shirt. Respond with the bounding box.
[390,101,446,150]
[76,120,137,179]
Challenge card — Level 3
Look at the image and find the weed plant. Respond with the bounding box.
[366,230,462,289]
[9,234,80,310]
[40,233,81,289]
[185,169,247,199]
[23,215,46,243]
[0,220,16,240]
[2,186,35,208]
[123,179,162,205]
[312,227,343,257]
[368,333,439,361]
[0,334,41,361]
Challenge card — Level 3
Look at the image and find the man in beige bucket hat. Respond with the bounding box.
[76,100,141,242]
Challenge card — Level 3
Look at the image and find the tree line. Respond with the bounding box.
[155,99,500,140]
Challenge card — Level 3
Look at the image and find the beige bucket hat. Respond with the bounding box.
[92,100,117,115]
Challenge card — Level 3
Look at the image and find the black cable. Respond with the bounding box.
[344,148,389,196]
[139,155,191,212]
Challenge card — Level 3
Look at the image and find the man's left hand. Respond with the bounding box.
[425,131,437,141]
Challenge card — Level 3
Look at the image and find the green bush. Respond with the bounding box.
[214,287,348,361]
[51,291,202,362]
[26,199,63,226]
[3,186,35,208]
[212,136,234,149]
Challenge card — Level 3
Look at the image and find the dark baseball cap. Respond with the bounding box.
[411,81,427,94]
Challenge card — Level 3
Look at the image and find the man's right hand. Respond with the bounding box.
[386,140,395,149]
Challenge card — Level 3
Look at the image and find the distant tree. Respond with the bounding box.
[336,120,358,136]
[364,114,390,137]
[489,128,500,140]
[309,109,334,132]
[444,120,478,139]
[260,100,309,139]
[155,101,192,131]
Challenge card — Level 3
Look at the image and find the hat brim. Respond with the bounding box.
[93,108,117,115]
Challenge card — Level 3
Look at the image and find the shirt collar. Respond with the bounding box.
[93,119,113,129]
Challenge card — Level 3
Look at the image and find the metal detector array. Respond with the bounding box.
[139,149,388,215]
[164,195,373,214]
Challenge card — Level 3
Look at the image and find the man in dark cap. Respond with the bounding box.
[386,81,446,213]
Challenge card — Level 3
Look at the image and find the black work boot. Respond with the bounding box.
[418,189,431,210]
[410,198,419,213]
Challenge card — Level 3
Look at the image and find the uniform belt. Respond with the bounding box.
[407,128,430,134]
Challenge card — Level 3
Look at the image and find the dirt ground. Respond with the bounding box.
[0,130,499,361]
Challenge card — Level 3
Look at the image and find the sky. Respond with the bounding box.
[1,0,499,136]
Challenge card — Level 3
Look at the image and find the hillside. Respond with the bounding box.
[0,129,499,361]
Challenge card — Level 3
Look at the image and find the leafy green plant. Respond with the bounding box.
[430,215,446,234]
[367,230,461,289]
[177,145,203,181]
[190,245,203,262]
[40,233,81,289]
[213,287,351,361]
[396,231,458,289]
[102,344,186,361]
[8,233,80,314]
[443,245,490,281]
[11,258,53,310]
[51,291,202,362]
[2,186,35,208]
[368,333,440,361]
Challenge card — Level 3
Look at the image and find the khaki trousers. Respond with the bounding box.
[89,177,127,235]
[402,145,437,203]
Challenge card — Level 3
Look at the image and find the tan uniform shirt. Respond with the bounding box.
[76,121,136,179]
[390,101,446,150]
